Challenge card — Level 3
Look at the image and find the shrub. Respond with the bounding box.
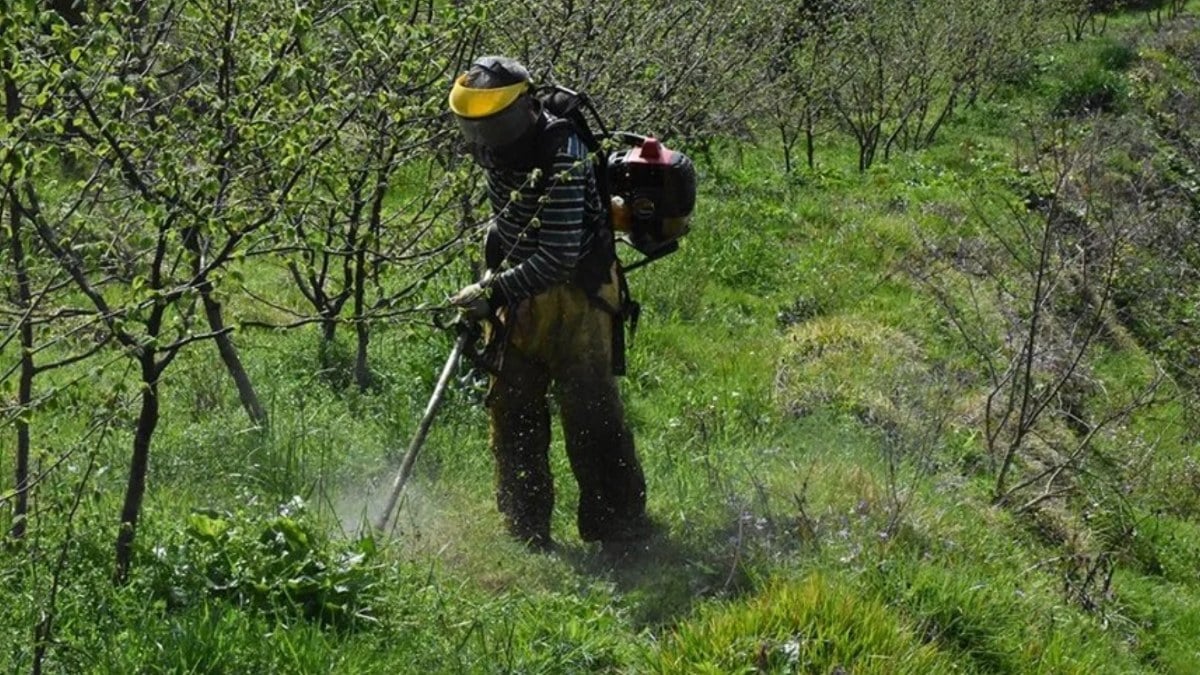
[146,498,382,628]
[1054,69,1129,115]
[1098,42,1137,71]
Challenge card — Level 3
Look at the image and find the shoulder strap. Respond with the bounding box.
[536,123,612,224]
[534,116,612,216]
[534,116,576,184]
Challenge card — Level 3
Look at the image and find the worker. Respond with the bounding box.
[447,56,652,554]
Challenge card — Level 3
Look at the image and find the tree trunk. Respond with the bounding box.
[778,119,795,174]
[923,89,958,149]
[321,315,337,344]
[5,68,32,541]
[202,291,268,428]
[9,202,33,542]
[186,222,267,427]
[354,319,371,390]
[352,246,372,390]
[114,353,159,584]
[317,315,339,372]
[805,108,816,171]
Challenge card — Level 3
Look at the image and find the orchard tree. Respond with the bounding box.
[249,1,478,389]
[766,1,853,172]
[7,1,362,581]
[480,0,780,153]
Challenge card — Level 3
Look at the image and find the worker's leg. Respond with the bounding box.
[487,347,553,548]
[558,364,647,543]
[552,277,648,543]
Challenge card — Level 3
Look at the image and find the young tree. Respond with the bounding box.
[2,3,115,542]
[245,1,478,389]
[9,1,360,580]
[482,0,778,152]
[917,124,1161,510]
[765,1,848,172]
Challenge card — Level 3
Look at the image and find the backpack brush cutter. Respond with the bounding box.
[374,319,480,534]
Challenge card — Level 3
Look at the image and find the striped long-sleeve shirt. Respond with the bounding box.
[485,123,604,306]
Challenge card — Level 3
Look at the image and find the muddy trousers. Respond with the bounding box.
[486,272,646,545]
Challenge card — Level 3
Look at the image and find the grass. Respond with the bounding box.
[5,6,1200,674]
[654,572,956,674]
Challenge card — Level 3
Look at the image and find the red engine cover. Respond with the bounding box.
[624,137,674,165]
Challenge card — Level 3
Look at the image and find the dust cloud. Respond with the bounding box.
[330,474,478,559]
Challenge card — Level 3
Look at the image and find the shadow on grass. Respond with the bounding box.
[555,524,762,629]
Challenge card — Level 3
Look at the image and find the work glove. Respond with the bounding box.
[449,281,492,320]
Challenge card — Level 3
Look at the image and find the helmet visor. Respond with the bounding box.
[449,74,529,118]
[456,95,536,149]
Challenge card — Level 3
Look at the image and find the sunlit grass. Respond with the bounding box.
[6,9,1200,674]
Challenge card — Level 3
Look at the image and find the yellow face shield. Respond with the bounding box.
[448,76,530,119]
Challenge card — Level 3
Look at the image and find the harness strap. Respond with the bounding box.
[585,261,638,377]
[467,312,508,379]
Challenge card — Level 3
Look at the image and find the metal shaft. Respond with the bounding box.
[374,331,470,533]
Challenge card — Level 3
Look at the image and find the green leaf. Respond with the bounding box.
[187,511,232,543]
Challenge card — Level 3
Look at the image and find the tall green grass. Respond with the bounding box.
[5,8,1200,673]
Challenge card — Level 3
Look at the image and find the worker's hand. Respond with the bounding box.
[448,282,491,320]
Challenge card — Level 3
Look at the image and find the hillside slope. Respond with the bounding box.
[3,8,1200,675]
